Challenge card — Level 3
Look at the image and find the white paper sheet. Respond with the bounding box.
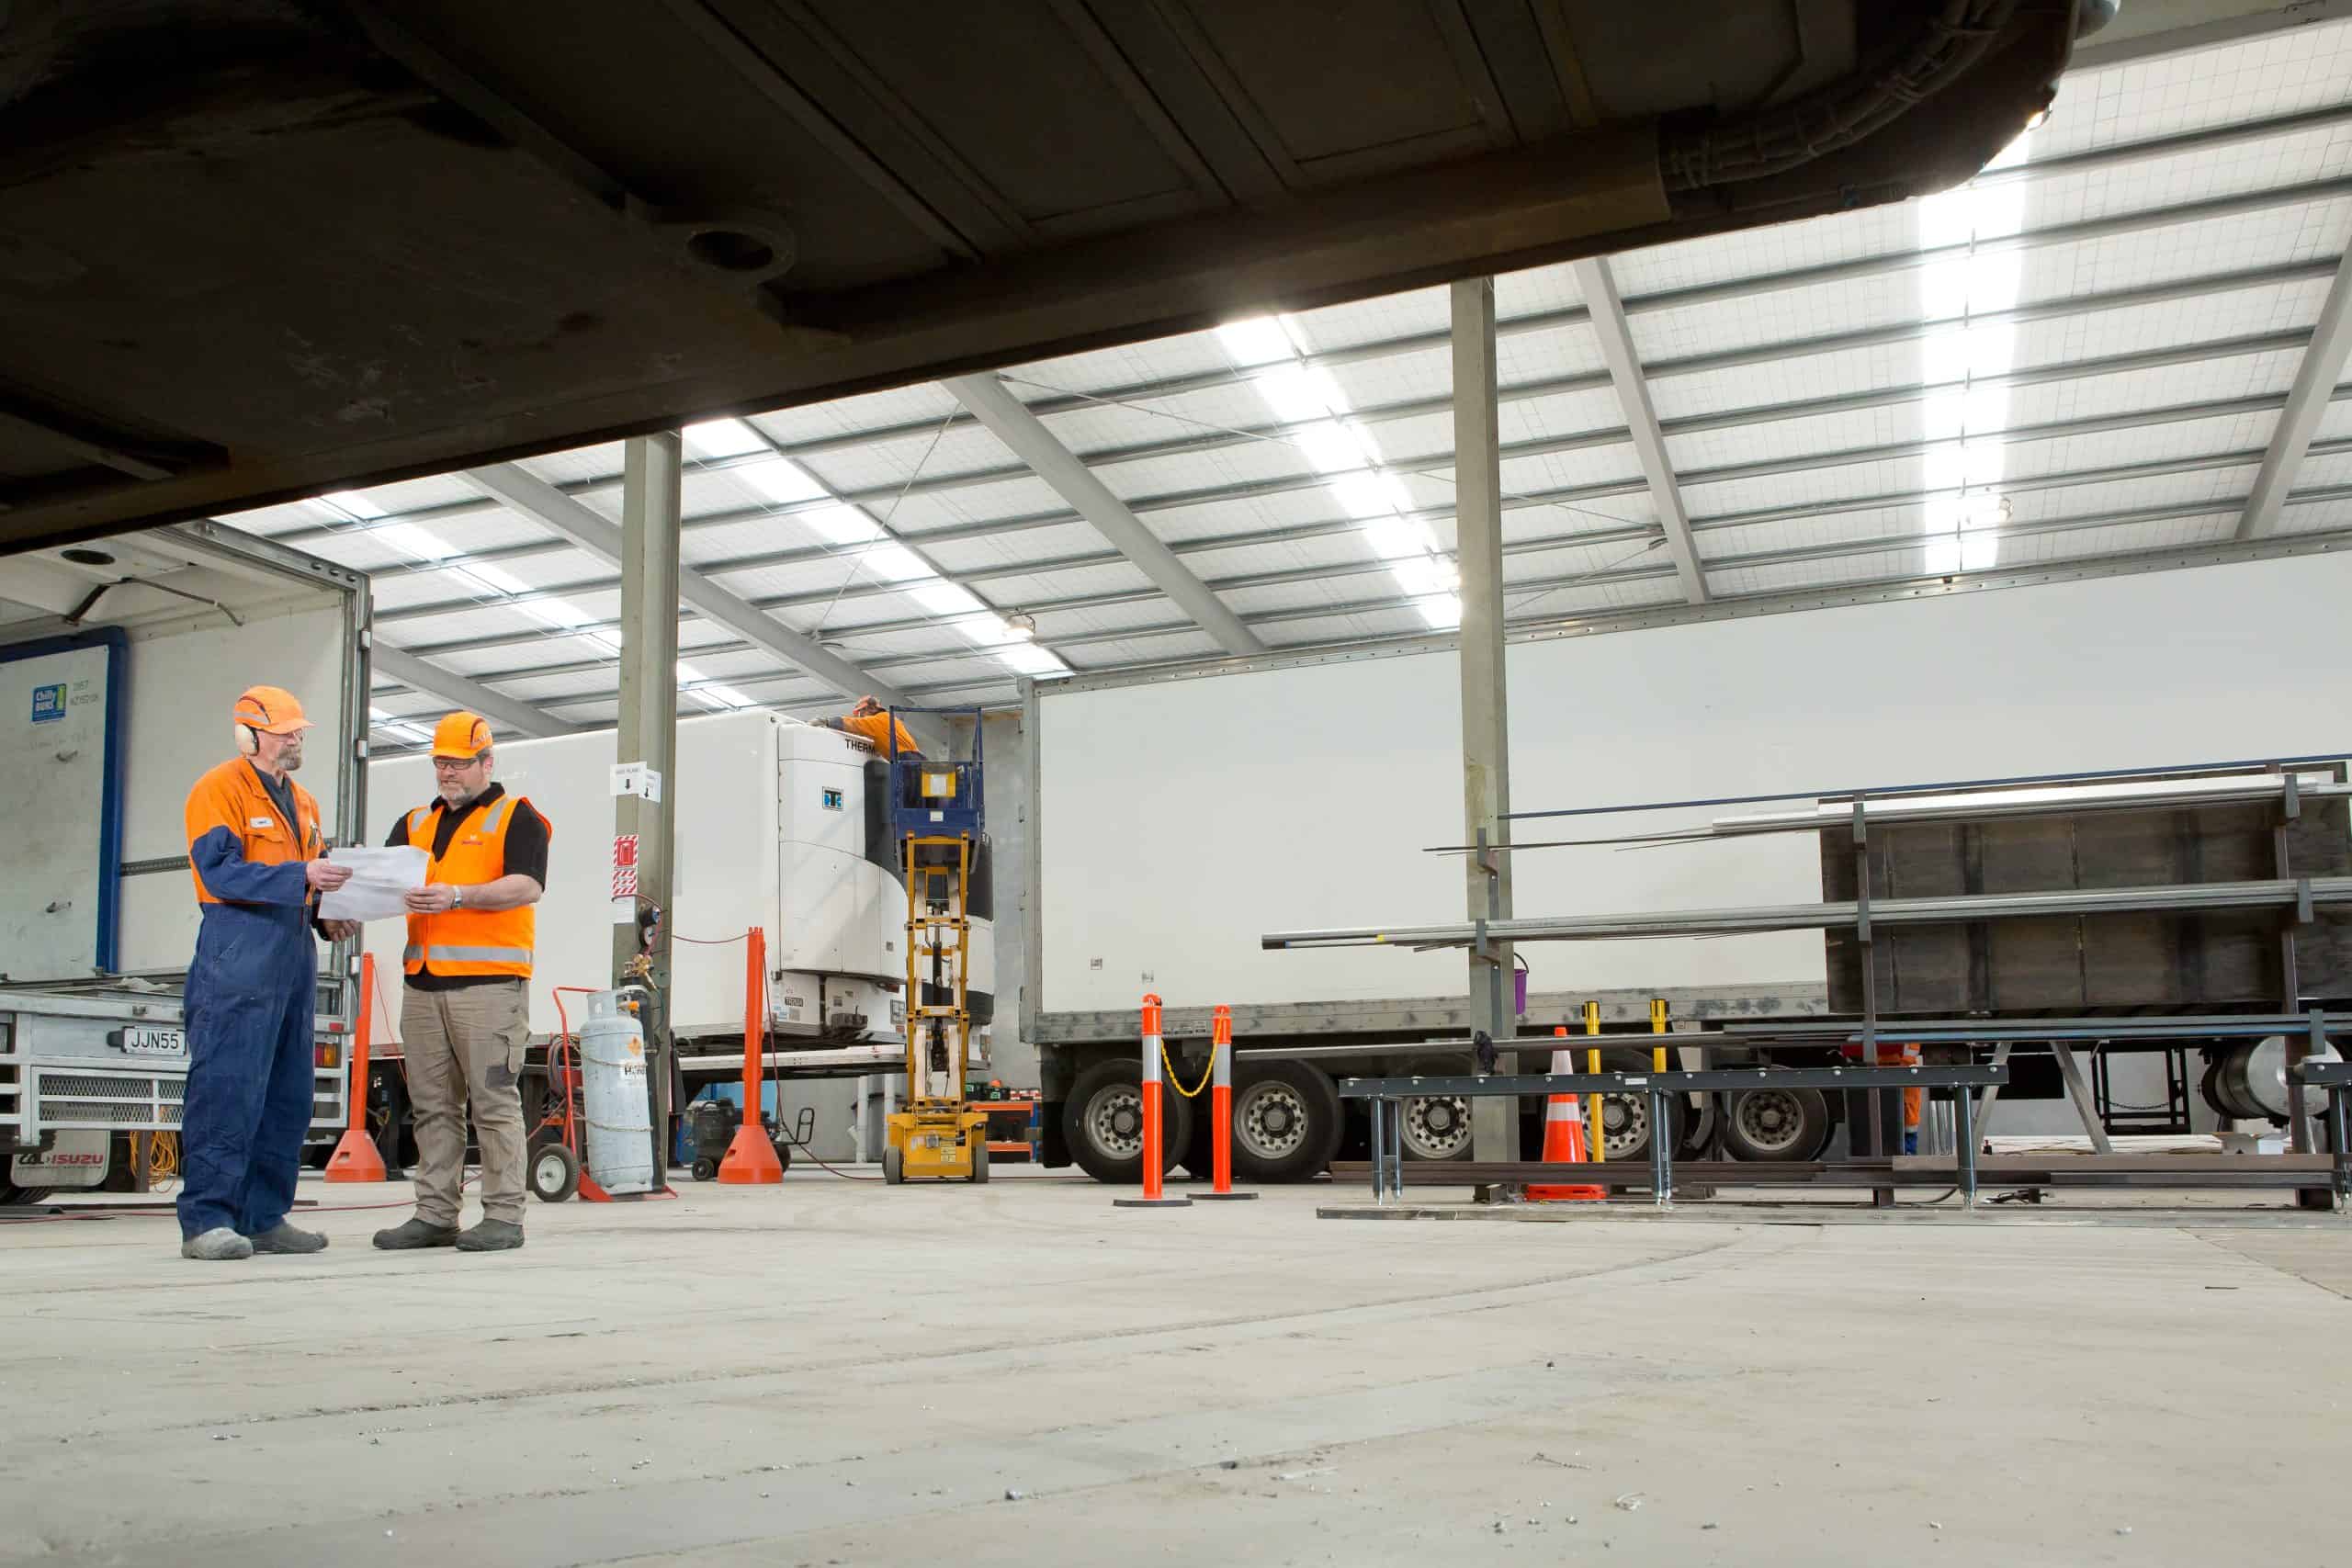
[317,845,430,922]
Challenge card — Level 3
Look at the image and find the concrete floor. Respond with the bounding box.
[2,1170,2346,1567]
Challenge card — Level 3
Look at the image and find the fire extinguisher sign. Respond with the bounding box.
[612,834,639,898]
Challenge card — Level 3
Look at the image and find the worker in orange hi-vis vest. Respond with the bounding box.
[817,694,922,758]
[176,685,357,1261]
[370,712,551,1255]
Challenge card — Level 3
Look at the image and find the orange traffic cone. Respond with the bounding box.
[1527,1028,1603,1201]
[325,953,389,1182]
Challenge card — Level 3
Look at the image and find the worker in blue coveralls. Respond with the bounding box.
[176,684,359,1260]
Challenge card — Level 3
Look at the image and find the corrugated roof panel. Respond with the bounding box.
[1495,262,1585,319]
[1505,536,1678,588]
[751,384,960,446]
[2275,490,2352,533]
[514,443,626,487]
[1061,630,1223,669]
[1363,408,1454,462]
[1038,397,1212,457]
[1652,339,1915,423]
[884,474,1069,528]
[1615,200,1917,299]
[1998,513,2238,564]
[2297,449,2352,491]
[1710,546,1943,598]
[2314,399,2352,444]
[1668,403,1919,476]
[2007,464,2257,523]
[2010,195,2352,304]
[1286,287,1451,353]
[427,637,616,682]
[968,559,1154,610]
[1326,345,1452,416]
[797,423,1014,496]
[1011,332,1235,395]
[678,516,822,570]
[1097,437,1317,506]
[1700,502,1928,564]
[1497,321,1605,386]
[2036,19,2352,165]
[699,553,896,607]
[492,664,625,704]
[1500,446,1645,501]
[1114,378,1297,443]
[916,521,1106,575]
[1256,605,1433,646]
[1140,483,1351,543]
[2008,123,2352,240]
[1506,492,1652,546]
[1683,454,1927,521]
[1632,266,1924,365]
[1494,384,1627,443]
[2005,349,2302,430]
[2001,407,2282,479]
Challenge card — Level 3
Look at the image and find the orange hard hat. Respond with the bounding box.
[431,710,493,759]
[231,685,311,735]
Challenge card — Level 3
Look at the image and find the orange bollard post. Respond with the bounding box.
[1114,993,1190,1209]
[1194,1004,1258,1201]
[325,953,389,1181]
[718,927,786,1183]
[1527,1025,1603,1201]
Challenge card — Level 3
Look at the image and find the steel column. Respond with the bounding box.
[2238,224,2352,538]
[1453,277,1516,1167]
[616,434,684,1183]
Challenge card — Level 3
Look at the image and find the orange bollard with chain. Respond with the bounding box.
[324,953,389,1182]
[719,927,786,1183]
[1114,993,1191,1209]
[1194,1004,1258,1201]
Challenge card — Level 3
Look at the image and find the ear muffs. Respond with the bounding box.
[236,723,261,756]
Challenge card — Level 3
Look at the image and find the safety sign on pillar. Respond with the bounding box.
[610,833,640,925]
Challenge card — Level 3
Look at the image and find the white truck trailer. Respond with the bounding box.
[1022,550,2352,1182]
[358,711,996,1127]
[0,523,367,1203]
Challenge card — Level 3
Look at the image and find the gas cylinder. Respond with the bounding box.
[579,989,656,1195]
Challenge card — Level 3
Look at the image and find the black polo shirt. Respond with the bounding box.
[385,783,550,990]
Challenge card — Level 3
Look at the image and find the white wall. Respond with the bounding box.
[1042,554,2352,1014]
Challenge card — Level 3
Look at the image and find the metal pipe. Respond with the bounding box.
[1264,877,2352,950]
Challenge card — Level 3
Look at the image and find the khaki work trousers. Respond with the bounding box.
[401,978,529,1226]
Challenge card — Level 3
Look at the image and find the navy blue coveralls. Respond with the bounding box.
[177,757,326,1241]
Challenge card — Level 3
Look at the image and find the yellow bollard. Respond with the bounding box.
[1651,998,1669,1073]
[1584,1000,1603,1162]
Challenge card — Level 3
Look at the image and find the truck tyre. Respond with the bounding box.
[1229,1061,1342,1182]
[1596,1048,1686,1165]
[1064,1059,1190,1184]
[1396,1056,1476,1161]
[1721,1085,1831,1162]
[0,1167,50,1206]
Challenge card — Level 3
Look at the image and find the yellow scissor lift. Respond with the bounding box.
[883,714,989,1184]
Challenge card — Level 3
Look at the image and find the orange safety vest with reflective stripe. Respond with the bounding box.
[401,794,539,978]
[838,711,920,756]
[184,758,324,904]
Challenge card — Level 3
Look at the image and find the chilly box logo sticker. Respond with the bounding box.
[29,682,66,724]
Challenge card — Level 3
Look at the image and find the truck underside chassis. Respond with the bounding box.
[1036,1035,2334,1183]
[1038,1040,1782,1184]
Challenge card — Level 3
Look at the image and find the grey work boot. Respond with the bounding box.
[247,1223,328,1255]
[181,1226,254,1261]
[454,1218,525,1253]
[372,1216,459,1250]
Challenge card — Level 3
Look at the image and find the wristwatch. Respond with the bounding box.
[451,886,466,910]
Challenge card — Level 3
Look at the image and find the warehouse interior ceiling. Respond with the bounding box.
[0,0,2081,552]
[7,15,2352,757]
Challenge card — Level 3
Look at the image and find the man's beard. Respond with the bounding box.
[275,739,304,772]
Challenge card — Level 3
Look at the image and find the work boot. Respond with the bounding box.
[247,1223,329,1255]
[181,1227,254,1261]
[372,1216,459,1250]
[454,1218,525,1253]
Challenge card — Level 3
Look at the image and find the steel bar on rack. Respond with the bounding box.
[1705,775,2352,837]
[1331,1066,2009,1097]
[1718,1012,2352,1038]
[1263,877,2352,950]
[2290,1059,2349,1211]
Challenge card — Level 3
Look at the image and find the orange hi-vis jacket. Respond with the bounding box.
[184,757,324,907]
[839,710,920,756]
[401,794,539,978]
